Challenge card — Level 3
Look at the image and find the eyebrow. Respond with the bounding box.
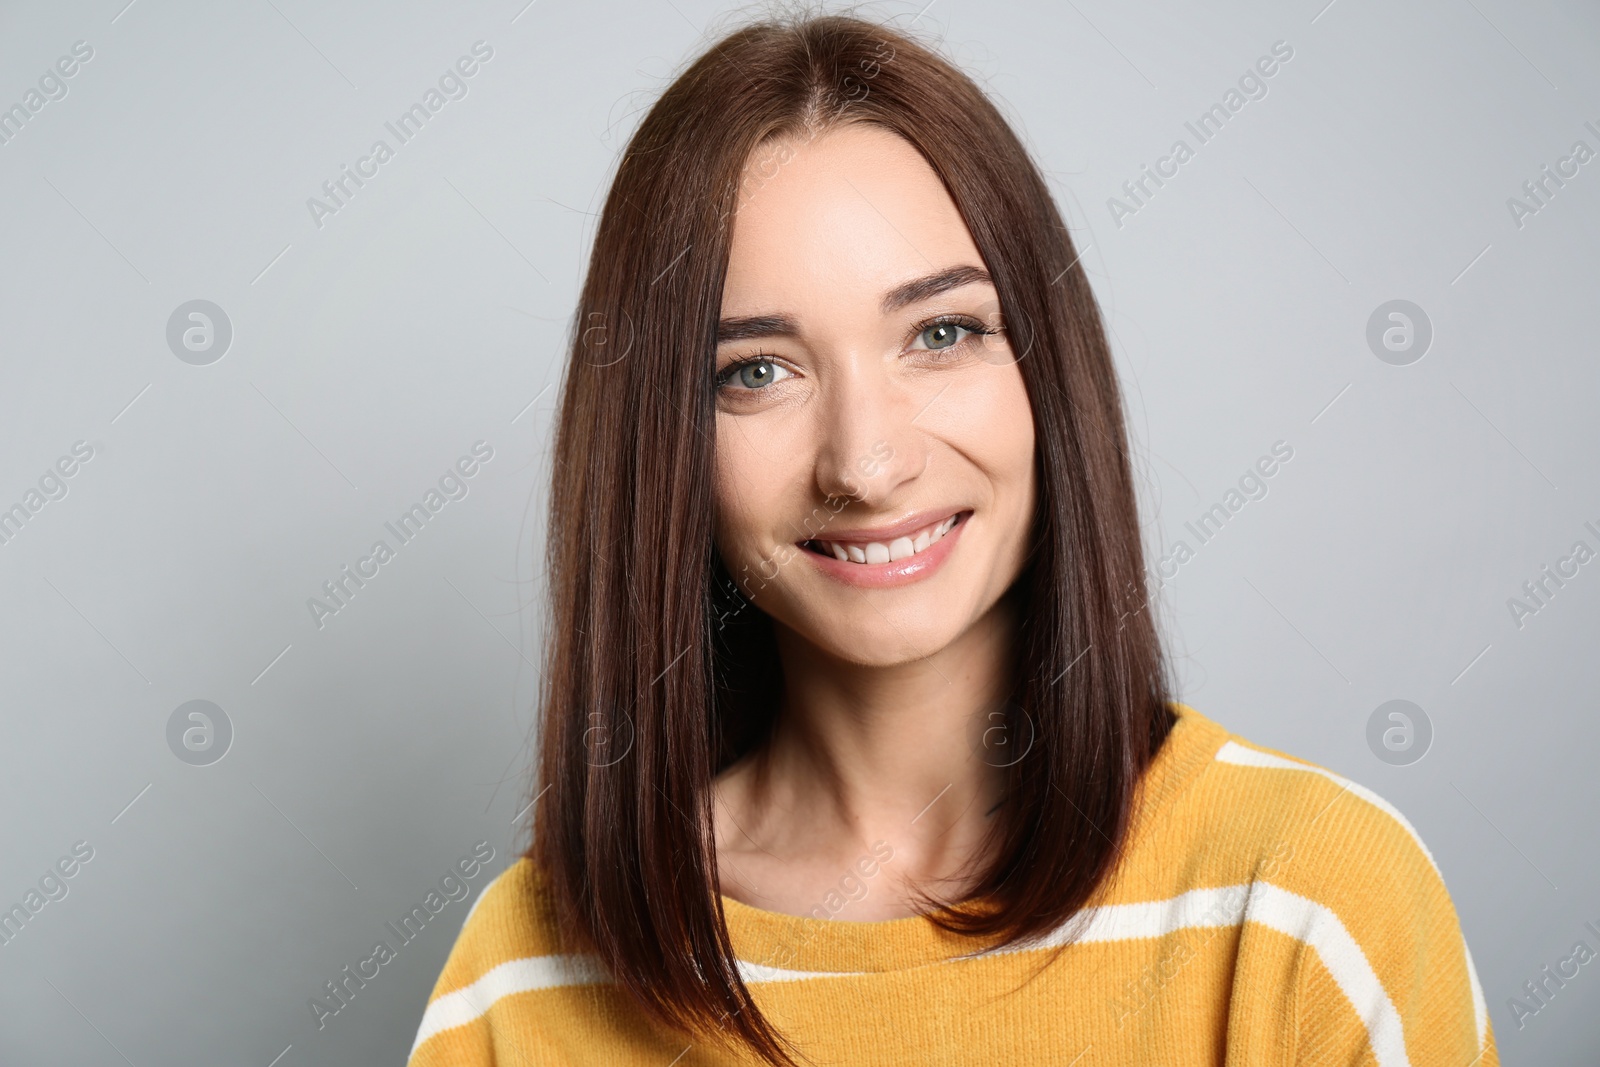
[714,264,993,345]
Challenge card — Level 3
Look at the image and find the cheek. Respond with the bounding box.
[996,370,1036,481]
[713,416,798,565]
[949,362,1036,489]
[712,436,751,560]
[938,363,1036,584]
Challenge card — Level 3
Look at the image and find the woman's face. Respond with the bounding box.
[712,123,1037,667]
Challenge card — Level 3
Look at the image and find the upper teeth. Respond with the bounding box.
[819,515,959,565]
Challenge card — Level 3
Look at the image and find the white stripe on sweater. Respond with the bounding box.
[412,738,1486,1060]
[410,953,609,1055]
[1214,741,1440,874]
[966,882,1252,957]
[1215,738,1489,1052]
[409,883,1399,1060]
[1246,882,1410,1067]
[971,881,1409,1065]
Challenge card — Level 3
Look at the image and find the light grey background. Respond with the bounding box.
[1,0,1595,1063]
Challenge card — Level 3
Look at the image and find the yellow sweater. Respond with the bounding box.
[406,702,1498,1065]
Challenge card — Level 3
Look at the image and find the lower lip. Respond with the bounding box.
[798,513,969,589]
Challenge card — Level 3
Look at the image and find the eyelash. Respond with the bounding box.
[714,313,1002,390]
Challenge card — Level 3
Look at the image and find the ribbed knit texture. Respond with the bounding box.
[407,702,1498,1065]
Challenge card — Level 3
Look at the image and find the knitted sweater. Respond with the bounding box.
[406,702,1498,1065]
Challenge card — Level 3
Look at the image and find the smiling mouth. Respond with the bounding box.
[802,512,966,565]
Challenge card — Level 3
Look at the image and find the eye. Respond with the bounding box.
[908,314,999,354]
[716,356,792,391]
[915,322,969,350]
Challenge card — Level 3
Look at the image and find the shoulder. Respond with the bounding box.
[428,853,545,953]
[408,856,609,1064]
[1159,704,1492,1060]
[1161,702,1443,887]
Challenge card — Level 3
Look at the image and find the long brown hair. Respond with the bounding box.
[530,7,1176,1064]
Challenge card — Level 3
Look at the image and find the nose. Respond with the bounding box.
[812,354,926,509]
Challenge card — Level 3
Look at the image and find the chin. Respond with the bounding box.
[798,613,971,668]
[765,576,1000,668]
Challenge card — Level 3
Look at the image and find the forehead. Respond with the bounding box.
[720,124,986,318]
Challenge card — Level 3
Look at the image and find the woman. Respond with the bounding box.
[408,11,1497,1066]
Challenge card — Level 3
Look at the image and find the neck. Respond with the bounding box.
[725,594,1019,907]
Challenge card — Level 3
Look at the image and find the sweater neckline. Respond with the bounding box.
[717,701,1228,975]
